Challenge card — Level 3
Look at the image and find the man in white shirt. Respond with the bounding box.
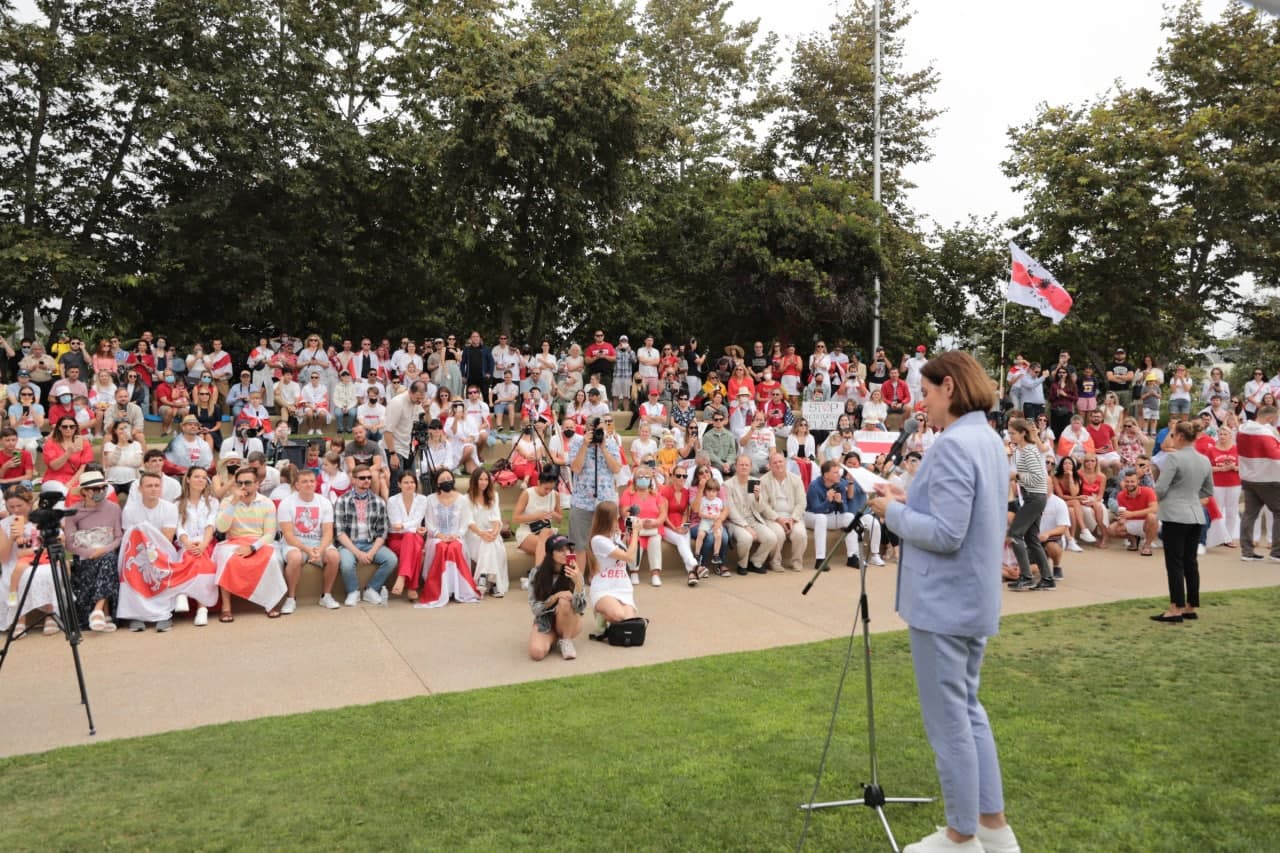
[491,334,522,387]
[1038,492,1071,581]
[299,371,332,435]
[127,451,182,506]
[278,468,340,612]
[637,387,667,430]
[207,338,234,400]
[582,387,610,421]
[462,384,493,447]
[274,368,302,428]
[383,380,431,475]
[164,415,214,475]
[758,451,807,571]
[491,370,521,430]
[121,471,180,632]
[636,335,660,395]
[355,385,387,441]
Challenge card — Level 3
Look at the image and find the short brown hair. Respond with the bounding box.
[919,351,995,417]
[1258,405,1278,420]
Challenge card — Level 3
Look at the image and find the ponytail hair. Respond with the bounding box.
[584,501,620,580]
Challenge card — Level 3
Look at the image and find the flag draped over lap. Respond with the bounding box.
[213,537,286,609]
[1008,242,1073,324]
[116,524,218,622]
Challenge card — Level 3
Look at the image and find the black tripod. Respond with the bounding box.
[798,512,930,852]
[0,519,97,736]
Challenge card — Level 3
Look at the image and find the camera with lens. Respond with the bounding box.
[30,490,77,535]
[591,427,605,445]
[412,414,430,445]
[238,425,259,439]
[623,505,639,533]
[521,425,533,436]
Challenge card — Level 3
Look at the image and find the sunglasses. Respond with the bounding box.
[236,480,257,487]
[355,475,373,481]
[82,485,106,493]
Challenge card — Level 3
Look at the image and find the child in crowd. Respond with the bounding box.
[1140,372,1163,436]
[655,431,680,480]
[692,478,727,567]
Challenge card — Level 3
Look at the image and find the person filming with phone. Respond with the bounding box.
[527,534,587,661]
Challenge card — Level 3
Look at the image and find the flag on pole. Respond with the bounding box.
[1008,242,1073,324]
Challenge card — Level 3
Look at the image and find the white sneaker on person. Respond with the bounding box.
[868,554,886,566]
[361,587,384,606]
[902,827,983,853]
[975,823,1021,853]
[650,573,662,587]
[344,590,360,607]
[557,638,577,660]
[520,576,530,590]
[319,593,341,610]
[1197,543,1206,556]
[1067,538,1084,553]
[380,586,389,605]
[1078,528,1096,544]
[630,572,640,585]
[280,597,297,615]
[174,594,190,614]
[193,607,208,627]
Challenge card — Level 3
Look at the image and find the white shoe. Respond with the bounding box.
[630,572,640,586]
[174,594,190,614]
[903,827,983,853]
[868,554,886,566]
[361,588,384,606]
[193,607,208,627]
[280,596,297,615]
[344,590,360,607]
[650,573,662,587]
[519,576,530,590]
[975,823,1021,853]
[1067,538,1084,553]
[379,586,389,605]
[319,593,341,610]
[477,576,489,597]
[1197,543,1206,556]
[557,638,577,660]
[1078,527,1096,544]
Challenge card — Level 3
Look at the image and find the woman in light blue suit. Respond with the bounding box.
[868,352,1020,853]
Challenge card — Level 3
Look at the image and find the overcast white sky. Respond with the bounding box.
[730,0,1231,228]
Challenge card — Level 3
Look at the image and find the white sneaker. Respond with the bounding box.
[519,576,530,590]
[193,607,208,627]
[380,586,389,605]
[903,827,983,853]
[344,590,360,607]
[1197,543,1206,556]
[557,638,577,660]
[630,572,640,586]
[1078,527,1096,544]
[361,587,384,606]
[174,594,190,614]
[1067,538,1084,553]
[868,554,886,566]
[650,573,662,587]
[280,596,297,615]
[319,593,341,610]
[975,823,1021,853]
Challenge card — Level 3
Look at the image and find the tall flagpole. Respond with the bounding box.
[998,298,1008,399]
[870,0,882,355]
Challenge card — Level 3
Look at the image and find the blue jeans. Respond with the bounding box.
[334,407,357,433]
[339,540,397,594]
[692,527,732,564]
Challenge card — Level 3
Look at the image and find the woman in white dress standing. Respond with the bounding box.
[465,469,508,598]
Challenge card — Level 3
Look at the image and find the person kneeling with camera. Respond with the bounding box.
[528,534,586,661]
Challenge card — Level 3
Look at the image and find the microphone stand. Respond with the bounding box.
[799,512,931,852]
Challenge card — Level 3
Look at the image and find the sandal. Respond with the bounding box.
[715,567,731,578]
[219,610,235,623]
[1140,547,1153,556]
[42,616,60,635]
[11,622,27,640]
[687,571,699,587]
[89,610,108,632]
[1126,542,1139,552]
[266,608,282,619]
[391,578,405,596]
[407,589,419,601]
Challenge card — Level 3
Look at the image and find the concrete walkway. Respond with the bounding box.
[1,547,1275,758]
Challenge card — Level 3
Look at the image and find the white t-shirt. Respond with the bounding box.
[464,400,491,430]
[356,402,386,430]
[636,346,660,378]
[122,498,179,534]
[589,534,634,606]
[1039,494,1071,538]
[125,476,181,506]
[275,380,301,406]
[277,493,334,549]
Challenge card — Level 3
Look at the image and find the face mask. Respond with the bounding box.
[59,394,72,404]
[201,377,212,384]
[165,376,175,385]
[437,480,455,493]
[20,347,29,355]
[634,477,651,489]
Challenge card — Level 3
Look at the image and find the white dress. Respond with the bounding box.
[416,494,478,608]
[0,522,58,628]
[464,495,509,596]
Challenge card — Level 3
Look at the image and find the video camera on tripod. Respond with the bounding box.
[29,490,77,536]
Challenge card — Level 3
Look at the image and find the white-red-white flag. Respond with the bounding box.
[116,524,219,622]
[1008,242,1073,324]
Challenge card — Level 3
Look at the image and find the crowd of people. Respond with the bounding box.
[1,329,1277,662]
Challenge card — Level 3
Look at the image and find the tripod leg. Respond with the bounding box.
[874,805,901,853]
[46,545,97,735]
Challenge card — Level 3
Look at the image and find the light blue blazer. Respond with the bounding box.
[886,409,1007,638]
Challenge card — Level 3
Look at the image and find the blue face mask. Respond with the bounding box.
[201,376,212,384]
[165,376,175,385]
[59,394,72,404]
[634,477,651,489]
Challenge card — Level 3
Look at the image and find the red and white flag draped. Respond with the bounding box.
[1008,242,1073,325]
[116,524,219,622]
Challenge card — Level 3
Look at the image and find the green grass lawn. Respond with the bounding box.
[3,588,1278,851]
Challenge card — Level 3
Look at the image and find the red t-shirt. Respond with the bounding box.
[0,449,34,483]
[1086,423,1115,453]
[1117,486,1157,516]
[1205,444,1241,487]
[155,382,189,409]
[585,342,616,361]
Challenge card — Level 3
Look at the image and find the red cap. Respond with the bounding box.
[916,345,926,352]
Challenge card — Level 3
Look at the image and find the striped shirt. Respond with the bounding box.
[1015,445,1048,495]
[215,494,277,548]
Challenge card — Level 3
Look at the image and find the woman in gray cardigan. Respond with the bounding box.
[1152,420,1214,623]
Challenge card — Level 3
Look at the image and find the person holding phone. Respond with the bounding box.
[527,534,586,661]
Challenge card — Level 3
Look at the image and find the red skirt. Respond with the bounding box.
[389,531,426,590]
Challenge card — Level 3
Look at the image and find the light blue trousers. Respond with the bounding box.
[909,627,1006,836]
